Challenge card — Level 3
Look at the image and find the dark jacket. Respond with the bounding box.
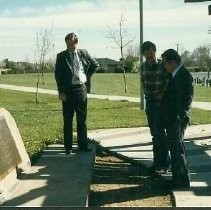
[161,65,193,126]
[55,49,99,93]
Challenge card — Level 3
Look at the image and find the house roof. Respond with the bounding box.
[96,58,119,65]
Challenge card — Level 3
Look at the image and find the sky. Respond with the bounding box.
[0,0,211,62]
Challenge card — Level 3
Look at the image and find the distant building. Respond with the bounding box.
[14,62,36,72]
[0,59,37,74]
[96,58,120,73]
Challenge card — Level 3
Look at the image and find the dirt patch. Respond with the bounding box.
[89,149,172,207]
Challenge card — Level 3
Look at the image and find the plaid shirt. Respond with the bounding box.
[140,60,167,99]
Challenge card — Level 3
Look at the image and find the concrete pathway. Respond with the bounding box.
[1,83,211,206]
[89,124,211,207]
[0,84,211,111]
[2,144,95,207]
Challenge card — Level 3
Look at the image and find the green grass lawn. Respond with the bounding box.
[193,85,211,102]
[0,89,146,160]
[1,88,211,161]
[1,73,210,101]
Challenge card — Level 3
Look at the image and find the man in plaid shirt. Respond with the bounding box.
[141,41,170,175]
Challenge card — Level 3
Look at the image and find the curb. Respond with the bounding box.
[86,143,96,207]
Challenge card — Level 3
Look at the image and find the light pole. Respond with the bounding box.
[139,0,145,110]
[176,43,179,53]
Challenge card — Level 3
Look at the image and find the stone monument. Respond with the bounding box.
[0,108,31,203]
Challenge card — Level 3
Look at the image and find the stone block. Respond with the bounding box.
[0,108,31,203]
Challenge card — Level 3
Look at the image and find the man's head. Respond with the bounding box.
[161,49,181,73]
[141,41,156,63]
[65,32,78,51]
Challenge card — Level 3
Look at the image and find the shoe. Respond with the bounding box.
[65,149,72,155]
[155,167,169,175]
[148,165,169,177]
[176,182,190,189]
[149,170,163,179]
[79,147,92,152]
[165,180,190,190]
[165,180,177,190]
[147,164,157,174]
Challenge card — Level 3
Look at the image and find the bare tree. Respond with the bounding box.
[126,44,140,58]
[181,50,192,67]
[105,12,135,93]
[35,62,39,104]
[192,45,211,78]
[35,25,54,84]
[34,25,54,104]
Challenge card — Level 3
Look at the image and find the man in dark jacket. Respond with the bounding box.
[161,49,193,189]
[55,32,99,154]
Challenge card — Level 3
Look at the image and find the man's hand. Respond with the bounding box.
[59,93,66,101]
[155,92,163,99]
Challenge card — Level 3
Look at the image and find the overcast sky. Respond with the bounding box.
[0,0,210,62]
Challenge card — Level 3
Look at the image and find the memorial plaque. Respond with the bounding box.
[0,117,21,179]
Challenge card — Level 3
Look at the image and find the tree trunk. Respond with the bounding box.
[121,47,127,93]
[35,62,40,104]
[41,71,45,84]
[41,60,45,84]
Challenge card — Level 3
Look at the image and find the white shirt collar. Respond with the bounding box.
[68,48,77,54]
[172,64,182,78]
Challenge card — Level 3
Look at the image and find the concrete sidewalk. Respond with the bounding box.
[0,84,211,111]
[1,144,95,207]
[89,124,211,207]
[1,83,211,207]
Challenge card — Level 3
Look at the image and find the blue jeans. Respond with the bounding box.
[145,98,170,169]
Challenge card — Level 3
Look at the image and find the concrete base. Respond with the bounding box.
[0,108,31,205]
[2,144,96,207]
[173,188,211,207]
[89,126,211,207]
[0,169,20,205]
[190,172,211,187]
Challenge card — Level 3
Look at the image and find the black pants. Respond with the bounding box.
[62,84,88,150]
[166,120,190,188]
